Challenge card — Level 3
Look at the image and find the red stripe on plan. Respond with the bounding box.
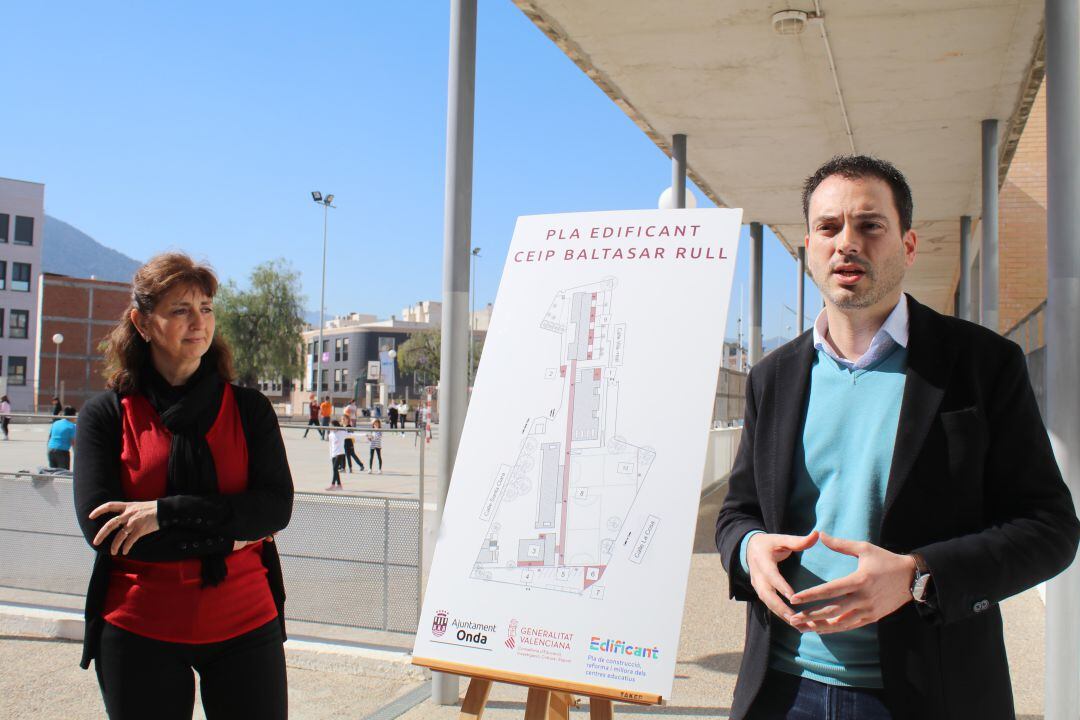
[558,359,577,565]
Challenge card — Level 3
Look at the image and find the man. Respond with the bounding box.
[388,402,399,429]
[319,395,333,440]
[303,393,323,439]
[47,405,77,469]
[715,155,1079,720]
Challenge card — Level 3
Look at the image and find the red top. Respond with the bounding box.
[103,384,278,644]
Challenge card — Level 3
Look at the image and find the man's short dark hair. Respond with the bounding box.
[802,155,914,233]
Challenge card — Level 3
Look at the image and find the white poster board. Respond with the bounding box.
[414,208,742,703]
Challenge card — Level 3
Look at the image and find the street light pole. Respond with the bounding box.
[469,247,481,385]
[52,333,64,403]
[311,192,336,402]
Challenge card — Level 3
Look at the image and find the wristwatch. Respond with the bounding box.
[910,552,932,603]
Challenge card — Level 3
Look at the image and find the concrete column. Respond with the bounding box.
[1044,2,1080,718]
[958,215,972,321]
[796,246,806,334]
[672,134,687,208]
[981,119,1000,331]
[749,222,763,365]
[432,0,477,705]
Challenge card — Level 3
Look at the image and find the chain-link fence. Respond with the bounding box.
[0,472,422,635]
[713,367,747,426]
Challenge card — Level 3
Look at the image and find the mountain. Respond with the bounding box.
[42,215,142,283]
[763,335,793,354]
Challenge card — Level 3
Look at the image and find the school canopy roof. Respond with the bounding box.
[513,0,1045,312]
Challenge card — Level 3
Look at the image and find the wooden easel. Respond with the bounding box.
[413,657,659,719]
[458,676,613,720]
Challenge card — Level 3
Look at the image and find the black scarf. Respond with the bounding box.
[142,359,228,587]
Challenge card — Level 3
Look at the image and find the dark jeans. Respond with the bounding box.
[95,618,287,720]
[746,670,891,720]
[344,439,364,471]
[1,416,9,438]
[303,417,323,439]
[369,447,382,469]
[48,449,70,469]
[331,455,345,486]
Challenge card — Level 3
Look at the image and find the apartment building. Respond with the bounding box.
[0,178,44,410]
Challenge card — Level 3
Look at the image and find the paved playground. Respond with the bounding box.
[0,416,438,500]
[0,456,1049,719]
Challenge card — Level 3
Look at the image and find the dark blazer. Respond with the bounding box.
[73,385,294,669]
[715,294,1079,720]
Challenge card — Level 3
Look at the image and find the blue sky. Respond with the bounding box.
[3,1,819,343]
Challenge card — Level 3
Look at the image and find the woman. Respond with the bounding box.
[341,399,364,472]
[366,418,383,474]
[0,395,10,440]
[47,405,77,469]
[73,253,293,720]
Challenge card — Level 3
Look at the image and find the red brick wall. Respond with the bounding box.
[38,276,130,408]
[999,82,1047,332]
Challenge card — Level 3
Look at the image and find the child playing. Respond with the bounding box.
[327,420,347,490]
[366,419,384,474]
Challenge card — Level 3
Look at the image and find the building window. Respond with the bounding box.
[334,368,342,391]
[321,339,328,353]
[11,263,30,292]
[7,356,26,385]
[320,369,328,391]
[341,368,349,392]
[0,261,6,290]
[342,337,349,361]
[310,369,317,391]
[13,216,33,246]
[0,308,4,337]
[0,214,8,243]
[9,310,28,339]
[335,338,342,362]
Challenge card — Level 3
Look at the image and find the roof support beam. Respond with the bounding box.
[672,134,687,208]
[981,119,1000,331]
[749,222,764,366]
[797,247,806,334]
[1044,1,1080,718]
[433,0,477,705]
[958,215,972,321]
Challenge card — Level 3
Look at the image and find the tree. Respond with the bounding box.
[216,259,306,387]
[397,329,441,385]
[396,329,484,385]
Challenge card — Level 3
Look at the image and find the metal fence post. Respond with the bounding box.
[384,499,390,631]
[418,427,426,625]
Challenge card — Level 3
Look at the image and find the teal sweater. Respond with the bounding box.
[741,345,907,687]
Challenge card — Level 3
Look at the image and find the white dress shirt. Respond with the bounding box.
[812,294,910,370]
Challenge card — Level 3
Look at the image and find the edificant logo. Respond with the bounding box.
[432,610,449,637]
[589,636,661,659]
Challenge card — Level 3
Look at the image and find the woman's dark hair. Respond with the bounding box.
[103,252,235,394]
[331,420,341,427]
[63,406,77,416]
[802,155,914,233]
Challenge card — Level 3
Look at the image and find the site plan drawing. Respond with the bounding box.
[472,278,657,598]
[413,208,742,701]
